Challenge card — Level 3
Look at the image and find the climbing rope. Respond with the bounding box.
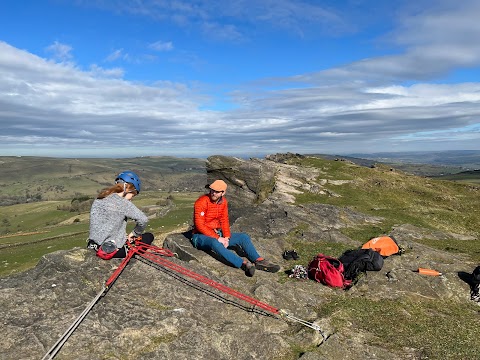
[41,248,135,360]
[42,238,325,359]
[134,241,324,333]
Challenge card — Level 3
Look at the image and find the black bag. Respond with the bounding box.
[472,266,480,284]
[339,248,384,281]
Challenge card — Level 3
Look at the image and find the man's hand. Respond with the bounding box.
[218,237,229,248]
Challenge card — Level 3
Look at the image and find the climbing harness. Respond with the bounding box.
[42,239,325,359]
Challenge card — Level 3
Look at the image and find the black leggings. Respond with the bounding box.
[88,233,155,259]
[113,233,155,258]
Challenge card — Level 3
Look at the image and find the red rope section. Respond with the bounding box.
[105,248,136,288]
[105,240,175,288]
[130,240,280,315]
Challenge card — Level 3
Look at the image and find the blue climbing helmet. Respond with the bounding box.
[115,171,141,194]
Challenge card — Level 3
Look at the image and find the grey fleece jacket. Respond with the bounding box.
[89,193,148,248]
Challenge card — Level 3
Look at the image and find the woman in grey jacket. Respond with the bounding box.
[88,171,154,258]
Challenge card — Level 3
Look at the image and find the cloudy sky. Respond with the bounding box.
[1,0,480,158]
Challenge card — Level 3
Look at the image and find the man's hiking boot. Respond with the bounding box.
[471,284,480,303]
[241,261,255,277]
[255,259,280,273]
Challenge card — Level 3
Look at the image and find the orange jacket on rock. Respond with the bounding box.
[193,194,231,239]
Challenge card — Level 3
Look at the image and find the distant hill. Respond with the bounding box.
[347,150,480,169]
[309,150,480,177]
[433,169,480,184]
[0,156,207,205]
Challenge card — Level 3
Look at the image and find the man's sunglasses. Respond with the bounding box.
[210,189,224,194]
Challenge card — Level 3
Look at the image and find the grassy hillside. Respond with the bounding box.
[310,153,471,177]
[0,156,206,205]
[286,156,480,262]
[273,155,480,359]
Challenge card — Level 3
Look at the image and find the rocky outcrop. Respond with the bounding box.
[206,155,277,204]
[1,154,477,360]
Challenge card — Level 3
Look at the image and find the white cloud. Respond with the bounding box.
[1,1,480,157]
[105,49,124,62]
[45,41,73,62]
[83,0,350,41]
[89,64,125,78]
[149,41,174,52]
[0,41,214,153]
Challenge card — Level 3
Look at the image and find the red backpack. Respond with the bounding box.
[307,254,352,289]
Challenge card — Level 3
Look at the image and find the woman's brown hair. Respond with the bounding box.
[97,182,138,199]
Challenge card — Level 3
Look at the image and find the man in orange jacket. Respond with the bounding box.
[192,179,280,276]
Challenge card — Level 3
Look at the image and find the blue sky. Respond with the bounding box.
[0,0,479,158]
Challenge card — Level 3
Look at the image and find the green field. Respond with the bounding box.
[0,191,203,277]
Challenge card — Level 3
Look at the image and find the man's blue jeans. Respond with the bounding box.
[191,232,261,268]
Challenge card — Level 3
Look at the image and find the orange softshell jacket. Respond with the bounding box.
[361,236,399,257]
[193,194,231,239]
